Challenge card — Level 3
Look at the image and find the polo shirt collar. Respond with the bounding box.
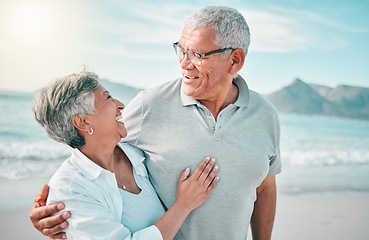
[180,74,250,108]
[232,74,250,108]
[180,81,198,106]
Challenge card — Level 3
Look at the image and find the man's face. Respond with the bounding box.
[177,26,233,101]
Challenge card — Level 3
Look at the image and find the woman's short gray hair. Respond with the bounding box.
[32,71,99,148]
[185,6,250,57]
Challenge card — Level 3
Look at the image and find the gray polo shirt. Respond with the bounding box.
[122,75,281,240]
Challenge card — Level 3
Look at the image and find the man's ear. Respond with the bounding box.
[72,114,90,133]
[229,48,245,75]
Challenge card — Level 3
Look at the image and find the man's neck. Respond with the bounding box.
[199,83,239,120]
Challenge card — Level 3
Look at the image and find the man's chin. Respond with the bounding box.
[182,85,196,97]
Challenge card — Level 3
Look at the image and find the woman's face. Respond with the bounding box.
[88,85,127,142]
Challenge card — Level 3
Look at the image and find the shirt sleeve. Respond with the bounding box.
[268,112,282,176]
[48,175,163,240]
[122,91,144,146]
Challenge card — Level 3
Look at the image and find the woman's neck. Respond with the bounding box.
[79,142,118,172]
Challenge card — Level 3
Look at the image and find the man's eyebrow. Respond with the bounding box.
[179,42,206,53]
[103,91,110,96]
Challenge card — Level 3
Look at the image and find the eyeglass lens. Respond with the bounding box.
[174,44,202,65]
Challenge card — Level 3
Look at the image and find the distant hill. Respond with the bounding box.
[99,79,143,104]
[2,78,368,120]
[0,79,142,105]
[309,84,333,98]
[265,79,369,120]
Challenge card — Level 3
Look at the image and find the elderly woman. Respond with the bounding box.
[31,71,219,240]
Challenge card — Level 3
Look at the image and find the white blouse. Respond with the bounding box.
[47,143,164,240]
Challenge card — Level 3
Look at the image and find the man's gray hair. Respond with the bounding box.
[32,71,99,148]
[185,6,250,57]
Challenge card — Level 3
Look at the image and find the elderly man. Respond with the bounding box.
[30,6,281,240]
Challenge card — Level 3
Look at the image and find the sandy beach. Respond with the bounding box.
[1,193,368,240]
[272,193,369,240]
[1,208,48,240]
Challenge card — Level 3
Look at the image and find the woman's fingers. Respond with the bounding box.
[190,157,219,187]
[204,164,219,188]
[198,158,216,183]
[206,175,220,194]
[191,157,211,179]
[176,157,220,211]
[179,167,190,183]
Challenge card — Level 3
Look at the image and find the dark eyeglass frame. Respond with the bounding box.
[173,42,234,65]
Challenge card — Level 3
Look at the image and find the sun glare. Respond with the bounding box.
[10,3,52,44]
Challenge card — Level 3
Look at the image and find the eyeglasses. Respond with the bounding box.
[173,42,234,66]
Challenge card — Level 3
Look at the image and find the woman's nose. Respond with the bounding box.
[115,99,124,110]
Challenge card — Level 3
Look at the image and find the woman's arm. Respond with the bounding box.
[155,157,219,240]
[30,157,219,240]
[49,192,163,240]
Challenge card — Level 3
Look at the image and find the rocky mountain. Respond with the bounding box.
[102,78,369,120]
[2,78,368,120]
[265,79,369,120]
[309,84,333,98]
[0,80,142,105]
[99,79,143,104]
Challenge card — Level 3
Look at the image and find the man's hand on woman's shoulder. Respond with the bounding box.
[29,184,71,239]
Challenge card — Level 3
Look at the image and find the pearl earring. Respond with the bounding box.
[88,128,94,135]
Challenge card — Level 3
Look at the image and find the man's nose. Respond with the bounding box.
[180,53,195,69]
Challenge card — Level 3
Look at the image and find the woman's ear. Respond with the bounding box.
[72,114,90,132]
[229,48,246,75]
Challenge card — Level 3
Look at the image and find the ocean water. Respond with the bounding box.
[1,91,369,210]
[278,114,369,195]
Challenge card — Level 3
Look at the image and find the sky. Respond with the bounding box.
[0,0,368,95]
